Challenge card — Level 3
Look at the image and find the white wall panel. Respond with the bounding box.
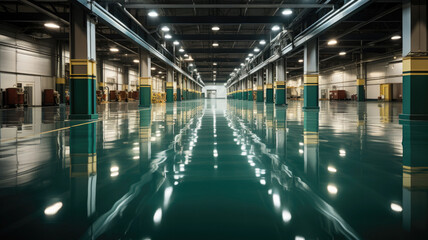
[203,84,227,98]
[0,45,17,72]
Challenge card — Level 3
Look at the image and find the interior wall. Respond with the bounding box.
[203,84,227,98]
[287,57,403,100]
[0,30,55,106]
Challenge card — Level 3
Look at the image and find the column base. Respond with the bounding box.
[69,114,99,120]
[399,114,428,121]
[303,106,320,110]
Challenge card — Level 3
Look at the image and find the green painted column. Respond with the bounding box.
[139,108,152,170]
[303,38,320,110]
[69,121,97,217]
[401,121,428,232]
[256,71,264,102]
[138,50,151,108]
[400,1,428,121]
[266,64,274,103]
[275,58,286,105]
[166,68,174,102]
[266,85,274,103]
[69,3,98,120]
[177,73,182,101]
[304,109,319,183]
[357,79,365,102]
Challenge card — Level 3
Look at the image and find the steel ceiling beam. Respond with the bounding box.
[187,48,249,54]
[124,4,334,9]
[73,0,204,87]
[148,16,285,25]
[175,34,267,41]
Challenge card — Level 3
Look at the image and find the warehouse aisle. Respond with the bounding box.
[0,100,426,239]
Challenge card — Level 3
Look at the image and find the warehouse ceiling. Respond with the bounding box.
[0,0,402,84]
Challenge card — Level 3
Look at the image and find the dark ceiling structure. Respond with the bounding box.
[0,0,402,84]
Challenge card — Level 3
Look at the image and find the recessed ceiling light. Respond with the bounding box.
[173,40,180,45]
[391,35,401,40]
[213,62,217,66]
[245,57,250,61]
[213,71,217,73]
[212,42,219,47]
[282,9,293,15]
[161,26,170,32]
[184,54,189,57]
[259,40,266,45]
[194,69,197,71]
[179,48,185,52]
[158,71,162,74]
[44,22,60,29]
[164,34,172,39]
[339,51,346,56]
[133,59,139,63]
[272,25,281,31]
[328,39,338,45]
[212,26,220,31]
[254,47,260,52]
[249,53,254,57]
[151,67,156,70]
[148,10,158,17]
[298,59,303,63]
[189,63,193,67]
[110,47,119,52]
[240,63,245,66]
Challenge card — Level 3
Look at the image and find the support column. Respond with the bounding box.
[401,0,428,120]
[276,58,286,105]
[56,41,66,105]
[243,77,248,100]
[138,50,151,108]
[266,64,274,103]
[303,38,320,110]
[183,78,187,100]
[256,71,264,102]
[177,73,182,101]
[248,76,253,101]
[357,44,366,102]
[166,68,174,102]
[69,3,98,119]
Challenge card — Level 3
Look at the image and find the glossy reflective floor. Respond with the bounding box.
[0,100,427,239]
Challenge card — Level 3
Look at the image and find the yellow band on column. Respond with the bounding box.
[139,77,151,86]
[403,56,428,76]
[357,79,365,85]
[304,74,319,86]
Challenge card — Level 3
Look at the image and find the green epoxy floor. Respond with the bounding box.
[0,99,427,239]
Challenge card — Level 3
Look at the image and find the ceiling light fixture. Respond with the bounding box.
[254,47,260,52]
[158,71,162,74]
[240,63,245,66]
[184,54,189,57]
[298,59,303,63]
[173,40,180,45]
[391,35,401,40]
[151,67,156,70]
[212,26,220,31]
[339,51,346,56]
[272,25,281,31]
[110,48,119,52]
[249,53,254,57]
[259,40,266,45]
[213,62,217,66]
[212,42,219,47]
[327,39,338,45]
[282,9,293,15]
[148,10,158,17]
[161,26,170,32]
[44,22,60,29]
[245,57,250,61]
[179,48,185,52]
[133,59,139,63]
[164,34,172,39]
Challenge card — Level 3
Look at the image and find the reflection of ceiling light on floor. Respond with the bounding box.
[327,166,337,173]
[327,184,338,194]
[390,203,402,212]
[44,202,63,215]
